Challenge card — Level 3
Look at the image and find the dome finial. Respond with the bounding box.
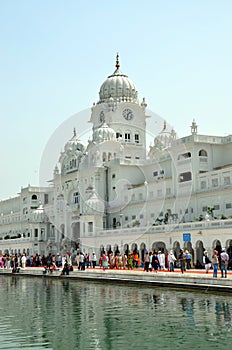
[73,127,76,137]
[115,53,120,69]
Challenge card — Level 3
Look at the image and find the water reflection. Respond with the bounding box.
[0,276,232,349]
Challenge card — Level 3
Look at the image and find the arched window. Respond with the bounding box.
[31,194,37,200]
[199,149,207,157]
[116,131,122,140]
[73,192,79,204]
[125,132,131,142]
[23,208,28,215]
[135,133,140,143]
[112,218,117,228]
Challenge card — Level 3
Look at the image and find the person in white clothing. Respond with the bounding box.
[62,255,66,269]
[21,254,27,268]
[158,251,166,270]
[92,253,97,268]
[203,251,211,273]
[168,250,176,272]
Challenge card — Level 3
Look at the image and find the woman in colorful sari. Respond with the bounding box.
[102,253,108,271]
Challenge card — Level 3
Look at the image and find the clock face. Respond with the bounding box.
[99,110,105,123]
[123,108,133,120]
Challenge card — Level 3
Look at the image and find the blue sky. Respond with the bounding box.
[0,0,232,200]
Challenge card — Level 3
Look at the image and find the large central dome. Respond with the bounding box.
[98,54,138,104]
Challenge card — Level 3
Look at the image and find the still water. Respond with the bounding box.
[0,276,232,350]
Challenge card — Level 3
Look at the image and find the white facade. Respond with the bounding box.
[0,55,232,264]
[0,186,52,256]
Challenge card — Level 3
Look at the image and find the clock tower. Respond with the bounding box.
[89,54,148,160]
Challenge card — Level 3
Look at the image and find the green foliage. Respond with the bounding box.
[221,214,227,220]
[132,220,140,227]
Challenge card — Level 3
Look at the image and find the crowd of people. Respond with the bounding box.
[176,248,230,277]
[0,252,70,274]
[0,247,230,277]
[205,248,230,278]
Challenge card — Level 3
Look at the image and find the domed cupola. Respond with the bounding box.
[64,128,85,153]
[153,121,176,150]
[92,121,116,143]
[98,54,138,104]
[59,128,85,175]
[85,190,104,214]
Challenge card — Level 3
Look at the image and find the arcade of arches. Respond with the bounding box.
[99,239,232,268]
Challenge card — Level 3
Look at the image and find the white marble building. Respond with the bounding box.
[0,55,232,265]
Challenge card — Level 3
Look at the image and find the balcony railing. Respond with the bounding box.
[96,219,232,237]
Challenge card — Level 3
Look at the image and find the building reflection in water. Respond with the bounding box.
[0,277,232,349]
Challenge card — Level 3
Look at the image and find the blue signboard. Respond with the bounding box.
[183,233,191,242]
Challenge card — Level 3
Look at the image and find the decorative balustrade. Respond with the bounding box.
[96,219,232,237]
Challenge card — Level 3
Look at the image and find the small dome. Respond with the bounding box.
[59,128,85,174]
[93,122,116,143]
[32,204,46,221]
[64,128,85,153]
[86,191,104,214]
[154,121,176,149]
[98,54,138,104]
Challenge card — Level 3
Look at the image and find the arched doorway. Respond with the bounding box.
[72,222,80,241]
[106,244,112,255]
[152,241,167,254]
[212,239,221,254]
[195,240,204,268]
[100,245,105,255]
[140,242,146,266]
[114,244,119,256]
[131,243,139,254]
[124,244,129,256]
[173,241,181,258]
[60,224,65,236]
[226,239,232,270]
